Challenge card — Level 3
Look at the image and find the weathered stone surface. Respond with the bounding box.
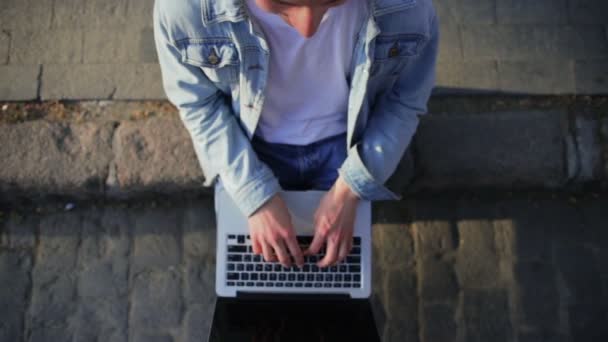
[112,63,166,100]
[0,31,8,64]
[28,213,80,342]
[569,116,602,182]
[414,111,569,189]
[434,0,496,25]
[0,250,31,342]
[384,269,418,339]
[375,224,415,269]
[130,269,182,331]
[10,30,83,64]
[0,121,115,199]
[182,199,217,262]
[419,256,459,303]
[497,60,575,94]
[0,65,39,100]
[603,118,608,181]
[556,245,602,305]
[84,28,157,63]
[133,333,173,342]
[420,304,458,342]
[0,0,53,30]
[455,219,501,288]
[575,59,608,94]
[184,262,216,308]
[133,207,181,273]
[435,60,499,93]
[4,212,37,249]
[126,0,155,28]
[463,289,513,342]
[109,116,206,196]
[568,0,608,24]
[412,219,457,258]
[52,0,128,28]
[497,0,568,24]
[462,26,608,60]
[183,304,214,342]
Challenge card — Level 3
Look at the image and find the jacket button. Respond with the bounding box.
[208,51,219,65]
[389,46,399,58]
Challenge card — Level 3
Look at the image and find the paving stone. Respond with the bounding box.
[0,0,53,30]
[570,116,602,181]
[568,0,608,24]
[568,303,608,341]
[28,213,80,342]
[517,330,569,342]
[433,0,496,25]
[84,28,157,63]
[375,223,415,270]
[112,63,166,100]
[4,212,37,249]
[437,23,463,63]
[419,256,459,303]
[555,245,602,306]
[109,116,206,196]
[0,31,8,64]
[182,199,217,263]
[435,60,499,93]
[52,0,128,28]
[420,304,458,342]
[414,111,568,189]
[126,0,155,28]
[133,333,173,342]
[462,26,608,61]
[514,262,559,330]
[370,223,388,336]
[603,118,608,181]
[0,65,39,100]
[133,207,181,273]
[130,269,182,331]
[184,262,216,308]
[72,207,129,342]
[412,219,457,258]
[182,304,215,342]
[497,60,576,94]
[41,64,119,100]
[0,250,31,342]
[10,30,83,64]
[0,121,115,200]
[575,59,608,94]
[497,0,568,24]
[384,269,418,338]
[455,219,501,289]
[463,289,513,342]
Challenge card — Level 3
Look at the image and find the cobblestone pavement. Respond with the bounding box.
[1,192,607,342]
[1,0,607,100]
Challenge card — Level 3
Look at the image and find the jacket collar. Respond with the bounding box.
[201,0,417,26]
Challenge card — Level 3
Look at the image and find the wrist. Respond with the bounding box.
[335,175,360,201]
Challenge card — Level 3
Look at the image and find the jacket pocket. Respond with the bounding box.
[178,38,240,84]
[369,33,427,77]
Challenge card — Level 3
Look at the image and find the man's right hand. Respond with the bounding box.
[247,193,305,268]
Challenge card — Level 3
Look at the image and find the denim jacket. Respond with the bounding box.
[153,0,438,217]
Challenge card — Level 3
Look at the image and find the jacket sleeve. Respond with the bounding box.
[337,10,439,201]
[153,3,281,217]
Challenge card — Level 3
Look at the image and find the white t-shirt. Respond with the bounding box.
[245,0,369,145]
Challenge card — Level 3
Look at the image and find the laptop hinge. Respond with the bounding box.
[235,291,351,301]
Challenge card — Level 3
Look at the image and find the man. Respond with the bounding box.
[153,0,438,270]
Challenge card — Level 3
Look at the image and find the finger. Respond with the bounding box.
[284,234,305,268]
[271,239,292,267]
[260,239,274,262]
[251,233,262,255]
[337,237,350,264]
[318,234,339,268]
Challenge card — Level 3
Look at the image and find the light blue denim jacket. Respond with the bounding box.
[153,0,438,217]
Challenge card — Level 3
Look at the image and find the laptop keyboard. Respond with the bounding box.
[225,235,363,289]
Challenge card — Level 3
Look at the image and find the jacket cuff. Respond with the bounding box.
[337,143,402,201]
[229,167,282,218]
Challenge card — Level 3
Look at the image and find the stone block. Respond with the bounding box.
[109,116,207,196]
[414,111,569,189]
[375,223,415,270]
[420,304,457,342]
[418,256,459,303]
[497,0,568,24]
[497,60,576,94]
[183,263,216,309]
[126,0,155,28]
[41,64,118,100]
[433,0,496,25]
[0,121,114,200]
[555,245,602,305]
[52,0,128,28]
[568,116,602,182]
[182,199,217,262]
[437,23,462,63]
[113,63,166,99]
[569,0,608,24]
[435,60,499,93]
[130,269,182,331]
[0,251,31,342]
[84,28,157,63]
[412,219,457,258]
[384,269,418,334]
[462,26,608,61]
[0,65,39,100]
[514,262,559,330]
[133,334,173,342]
[455,219,501,288]
[575,59,608,94]
[0,31,8,64]
[10,30,83,64]
[133,207,181,273]
[183,304,215,342]
[0,0,53,30]
[603,118,608,181]
[4,212,37,249]
[463,289,513,342]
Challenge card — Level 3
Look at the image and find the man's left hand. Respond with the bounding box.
[304,175,360,267]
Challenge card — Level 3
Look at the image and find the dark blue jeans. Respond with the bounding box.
[251,132,348,191]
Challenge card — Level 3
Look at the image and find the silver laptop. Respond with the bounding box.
[214,179,372,299]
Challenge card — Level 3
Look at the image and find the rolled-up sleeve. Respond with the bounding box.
[338,10,439,201]
[153,2,281,217]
